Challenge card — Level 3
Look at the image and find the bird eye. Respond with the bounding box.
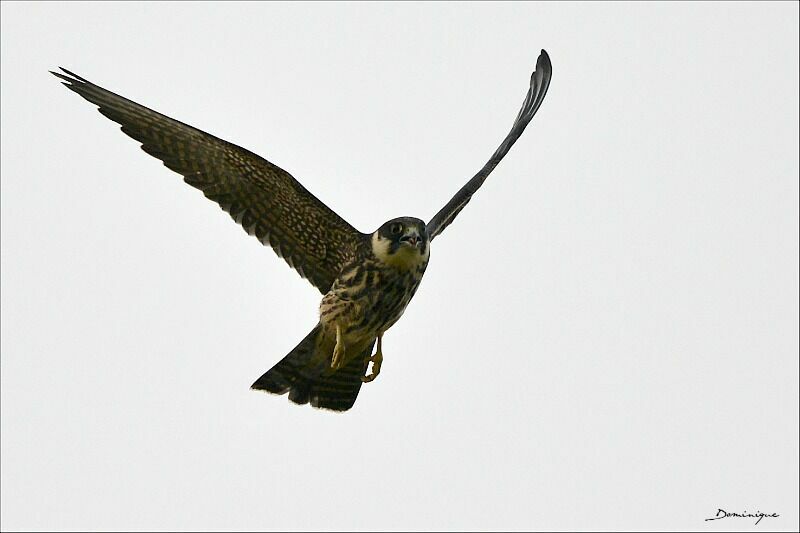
[390,223,403,235]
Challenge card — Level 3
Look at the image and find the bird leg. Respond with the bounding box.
[331,324,346,370]
[362,334,383,383]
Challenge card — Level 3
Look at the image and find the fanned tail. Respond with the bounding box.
[251,324,375,412]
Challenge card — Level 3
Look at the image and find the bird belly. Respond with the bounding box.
[319,261,426,351]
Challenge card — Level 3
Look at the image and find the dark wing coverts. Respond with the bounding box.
[52,68,363,294]
[426,49,552,240]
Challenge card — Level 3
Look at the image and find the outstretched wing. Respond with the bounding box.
[426,49,552,241]
[52,68,364,294]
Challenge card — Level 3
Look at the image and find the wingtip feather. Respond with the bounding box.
[535,49,552,78]
[50,70,73,83]
[58,67,89,82]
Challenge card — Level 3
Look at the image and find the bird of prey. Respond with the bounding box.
[52,49,552,412]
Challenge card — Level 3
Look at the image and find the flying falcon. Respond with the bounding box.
[52,50,552,412]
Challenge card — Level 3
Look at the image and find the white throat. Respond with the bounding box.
[371,232,429,269]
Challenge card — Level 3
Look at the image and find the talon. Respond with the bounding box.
[361,334,383,383]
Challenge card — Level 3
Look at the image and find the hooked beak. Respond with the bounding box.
[400,234,421,248]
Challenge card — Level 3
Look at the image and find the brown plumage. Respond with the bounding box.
[51,68,361,294]
[52,50,551,412]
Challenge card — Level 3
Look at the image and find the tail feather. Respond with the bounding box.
[251,324,375,412]
[250,324,322,397]
[310,342,374,411]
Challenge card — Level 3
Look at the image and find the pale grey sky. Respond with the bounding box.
[1,2,798,531]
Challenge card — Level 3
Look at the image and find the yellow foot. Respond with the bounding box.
[361,335,383,383]
[331,325,346,370]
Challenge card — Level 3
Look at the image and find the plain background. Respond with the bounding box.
[1,2,798,531]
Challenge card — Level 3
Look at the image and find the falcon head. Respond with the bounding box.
[371,217,429,268]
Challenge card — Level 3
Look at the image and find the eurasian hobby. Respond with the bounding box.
[52,50,552,411]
